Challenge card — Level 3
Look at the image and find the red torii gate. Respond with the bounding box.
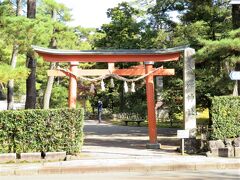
[32,46,185,149]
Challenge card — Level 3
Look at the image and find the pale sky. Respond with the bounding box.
[56,0,132,28]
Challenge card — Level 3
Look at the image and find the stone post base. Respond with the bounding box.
[182,138,201,154]
[146,143,161,149]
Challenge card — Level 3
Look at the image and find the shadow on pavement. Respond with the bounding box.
[83,120,181,152]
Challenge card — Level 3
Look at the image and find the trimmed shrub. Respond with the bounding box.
[0,108,84,154]
[210,96,240,140]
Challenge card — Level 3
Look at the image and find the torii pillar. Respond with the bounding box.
[68,62,78,108]
[145,62,159,148]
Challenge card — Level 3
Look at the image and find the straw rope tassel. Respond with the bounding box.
[124,81,128,93]
[131,82,135,92]
[110,78,115,88]
[101,79,105,91]
[90,83,95,93]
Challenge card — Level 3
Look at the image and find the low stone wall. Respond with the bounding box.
[206,137,240,158]
[0,152,66,163]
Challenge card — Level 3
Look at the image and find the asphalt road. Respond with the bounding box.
[1,170,239,180]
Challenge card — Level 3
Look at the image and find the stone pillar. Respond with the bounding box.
[155,76,164,120]
[184,48,196,135]
[145,61,160,149]
[156,76,163,101]
[68,62,79,108]
[183,48,197,153]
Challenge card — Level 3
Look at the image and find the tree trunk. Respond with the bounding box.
[27,0,36,18]
[16,0,22,16]
[25,0,36,109]
[7,44,19,110]
[43,62,55,109]
[43,10,57,109]
[234,63,240,96]
[232,4,240,29]
[7,0,22,110]
[0,83,6,100]
[25,53,36,109]
[233,81,238,96]
[7,80,14,109]
[232,4,240,95]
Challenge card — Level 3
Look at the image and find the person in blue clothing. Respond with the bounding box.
[97,100,103,123]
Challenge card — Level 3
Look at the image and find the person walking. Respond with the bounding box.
[97,100,103,123]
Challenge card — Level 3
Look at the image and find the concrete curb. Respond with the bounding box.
[1,157,239,176]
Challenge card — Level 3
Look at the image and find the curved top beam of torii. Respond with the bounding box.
[32,45,188,63]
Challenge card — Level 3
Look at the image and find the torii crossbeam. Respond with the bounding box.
[32,45,187,149]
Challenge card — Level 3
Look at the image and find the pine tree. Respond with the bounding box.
[25,0,37,109]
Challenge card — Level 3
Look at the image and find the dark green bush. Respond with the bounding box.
[0,108,84,154]
[210,96,240,140]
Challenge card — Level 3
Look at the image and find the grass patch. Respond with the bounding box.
[197,108,209,125]
[96,109,210,128]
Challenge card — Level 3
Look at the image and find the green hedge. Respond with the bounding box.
[0,108,84,154]
[211,96,240,140]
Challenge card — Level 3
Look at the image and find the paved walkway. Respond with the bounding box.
[0,120,239,176]
[82,120,180,158]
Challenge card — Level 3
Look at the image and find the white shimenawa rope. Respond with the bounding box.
[56,66,163,83]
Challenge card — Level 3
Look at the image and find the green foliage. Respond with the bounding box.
[194,29,240,108]
[173,21,210,48]
[160,60,184,121]
[50,85,68,108]
[195,68,233,108]
[0,64,28,83]
[88,82,120,113]
[181,0,231,39]
[95,2,142,49]
[147,0,183,31]
[84,99,92,113]
[74,26,101,50]
[210,96,240,140]
[0,1,15,17]
[196,29,240,65]
[38,0,72,22]
[0,16,53,53]
[0,108,84,154]
[122,86,147,117]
